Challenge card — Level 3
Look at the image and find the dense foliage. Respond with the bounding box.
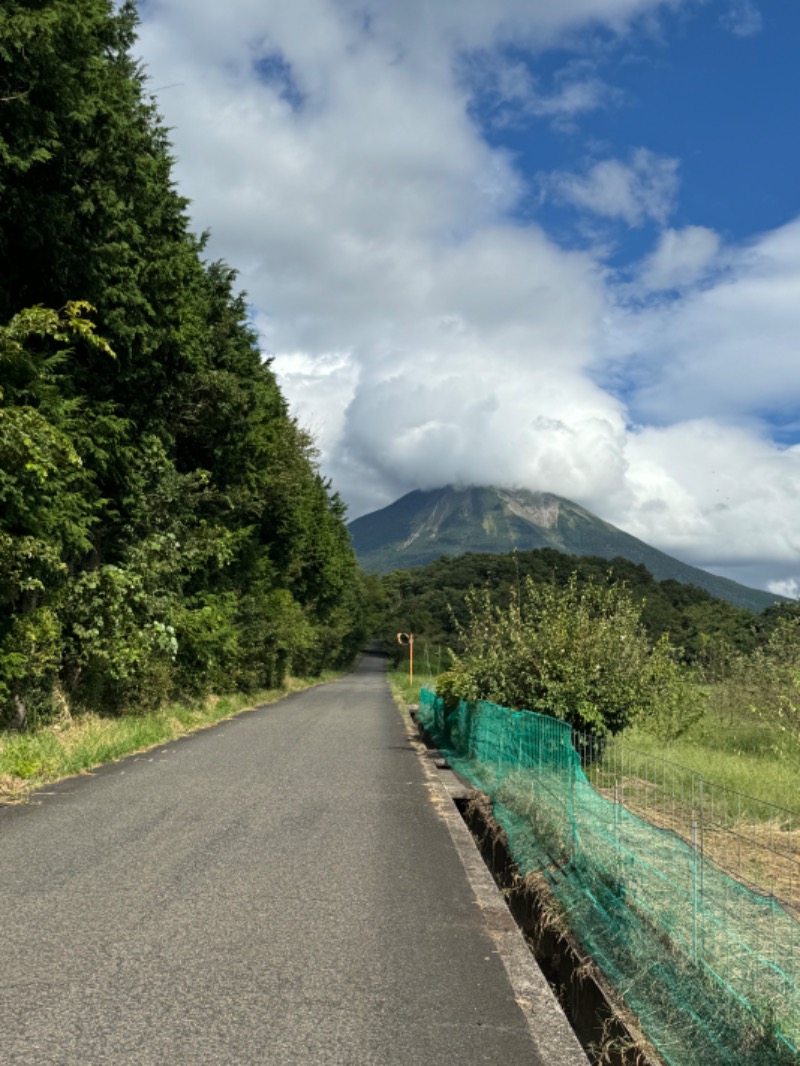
[0,0,367,726]
[377,548,758,666]
[381,549,800,742]
[706,614,800,742]
[435,575,700,738]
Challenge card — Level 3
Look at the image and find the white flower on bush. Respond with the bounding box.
[145,621,178,659]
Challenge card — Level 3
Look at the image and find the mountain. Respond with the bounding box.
[348,486,782,612]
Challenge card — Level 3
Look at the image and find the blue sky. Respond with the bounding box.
[469,0,800,444]
[135,0,800,593]
[499,2,800,246]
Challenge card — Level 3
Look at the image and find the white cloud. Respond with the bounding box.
[334,0,687,54]
[470,55,621,129]
[607,217,800,425]
[545,149,680,227]
[610,422,800,570]
[533,77,616,118]
[132,0,800,593]
[638,226,721,291]
[267,349,359,456]
[768,578,800,600]
[720,0,763,38]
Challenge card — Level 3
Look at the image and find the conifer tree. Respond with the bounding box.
[0,0,365,722]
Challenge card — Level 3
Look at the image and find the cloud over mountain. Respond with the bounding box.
[134,0,800,593]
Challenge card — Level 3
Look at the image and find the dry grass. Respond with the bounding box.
[594,774,800,916]
[0,671,341,804]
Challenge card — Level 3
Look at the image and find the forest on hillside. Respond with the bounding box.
[378,548,800,743]
[376,547,798,664]
[0,0,368,728]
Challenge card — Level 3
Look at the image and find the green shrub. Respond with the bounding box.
[439,574,702,738]
[62,565,177,715]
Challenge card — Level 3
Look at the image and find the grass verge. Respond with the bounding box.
[386,666,438,709]
[0,672,341,804]
[622,702,800,816]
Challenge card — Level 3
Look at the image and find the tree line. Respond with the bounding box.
[0,0,368,727]
[376,548,769,662]
[376,548,800,739]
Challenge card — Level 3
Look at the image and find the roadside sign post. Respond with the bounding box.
[396,632,414,688]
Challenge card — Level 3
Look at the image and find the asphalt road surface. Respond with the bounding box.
[1,652,581,1065]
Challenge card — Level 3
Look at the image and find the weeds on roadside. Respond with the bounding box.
[0,672,340,803]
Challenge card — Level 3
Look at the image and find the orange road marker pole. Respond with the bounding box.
[396,632,414,689]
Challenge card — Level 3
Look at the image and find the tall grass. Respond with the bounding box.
[0,673,339,803]
[624,695,800,815]
[387,665,438,708]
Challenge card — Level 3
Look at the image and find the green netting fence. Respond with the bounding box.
[418,688,800,1066]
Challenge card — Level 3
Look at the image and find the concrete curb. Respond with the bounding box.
[396,700,590,1066]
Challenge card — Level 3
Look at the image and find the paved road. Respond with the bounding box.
[1,652,583,1065]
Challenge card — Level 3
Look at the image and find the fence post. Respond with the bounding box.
[614,781,621,886]
[691,772,698,962]
[698,775,705,955]
[569,730,579,858]
[692,814,699,962]
[691,771,706,962]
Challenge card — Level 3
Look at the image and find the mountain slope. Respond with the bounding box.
[349,486,781,612]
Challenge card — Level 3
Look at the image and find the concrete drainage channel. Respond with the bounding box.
[405,703,662,1066]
